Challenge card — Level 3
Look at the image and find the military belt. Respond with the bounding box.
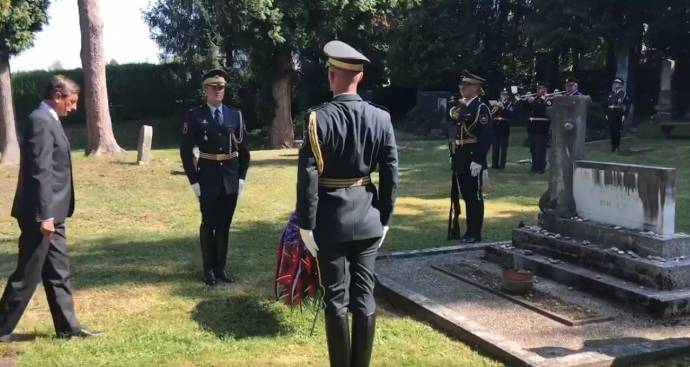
[198,152,238,161]
[319,176,371,189]
[529,117,549,122]
[455,138,477,145]
[493,117,509,121]
[608,105,622,109]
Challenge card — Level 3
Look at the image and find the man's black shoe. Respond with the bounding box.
[460,236,482,244]
[58,329,101,339]
[203,271,217,286]
[215,270,236,283]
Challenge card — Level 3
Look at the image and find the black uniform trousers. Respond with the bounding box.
[199,188,238,276]
[318,237,380,317]
[491,134,509,169]
[529,133,548,173]
[0,221,80,336]
[455,168,484,239]
[607,109,624,152]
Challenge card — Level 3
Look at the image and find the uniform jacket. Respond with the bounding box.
[296,94,399,244]
[180,104,250,196]
[492,100,514,137]
[12,106,74,223]
[448,96,492,171]
[526,97,550,134]
[606,89,630,116]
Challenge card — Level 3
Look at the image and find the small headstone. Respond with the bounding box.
[137,125,153,164]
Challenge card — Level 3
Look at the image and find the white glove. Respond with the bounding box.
[239,179,246,194]
[191,183,201,197]
[470,162,482,177]
[299,229,319,257]
[376,226,390,249]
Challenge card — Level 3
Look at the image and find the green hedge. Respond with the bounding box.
[11,63,205,126]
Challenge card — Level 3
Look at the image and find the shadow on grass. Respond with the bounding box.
[191,295,291,339]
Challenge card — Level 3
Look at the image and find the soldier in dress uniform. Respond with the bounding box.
[491,88,514,169]
[180,69,250,286]
[296,40,398,367]
[447,71,492,243]
[606,77,630,152]
[565,77,583,96]
[522,83,550,174]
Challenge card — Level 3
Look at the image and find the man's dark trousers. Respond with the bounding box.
[0,221,80,335]
[199,187,238,277]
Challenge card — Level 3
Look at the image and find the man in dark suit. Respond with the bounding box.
[180,69,250,286]
[297,40,398,367]
[0,75,99,342]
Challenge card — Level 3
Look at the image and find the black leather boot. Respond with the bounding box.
[200,223,216,286]
[351,312,376,367]
[214,230,234,283]
[325,312,350,367]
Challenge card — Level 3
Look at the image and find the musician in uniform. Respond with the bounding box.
[180,69,250,286]
[491,88,514,169]
[447,71,492,243]
[297,40,398,367]
[522,84,550,174]
[565,77,583,96]
[606,77,630,152]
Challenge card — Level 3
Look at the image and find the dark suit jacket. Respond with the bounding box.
[11,106,75,223]
[297,94,399,244]
[180,104,250,196]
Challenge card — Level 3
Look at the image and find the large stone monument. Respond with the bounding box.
[653,59,675,122]
[487,95,690,318]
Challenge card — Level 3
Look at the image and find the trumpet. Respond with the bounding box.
[516,90,567,101]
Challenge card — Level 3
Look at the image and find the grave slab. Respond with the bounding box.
[376,245,690,367]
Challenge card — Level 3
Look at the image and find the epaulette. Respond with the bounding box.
[366,101,390,113]
[307,102,329,113]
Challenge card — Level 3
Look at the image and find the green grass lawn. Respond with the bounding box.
[0,121,687,366]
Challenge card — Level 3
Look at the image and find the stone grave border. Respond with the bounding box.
[375,243,690,367]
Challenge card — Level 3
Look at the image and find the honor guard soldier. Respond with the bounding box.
[565,77,583,96]
[180,69,250,286]
[606,77,630,152]
[447,71,492,243]
[521,83,550,174]
[297,40,399,367]
[491,88,514,169]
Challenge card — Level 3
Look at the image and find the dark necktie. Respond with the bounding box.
[214,108,221,126]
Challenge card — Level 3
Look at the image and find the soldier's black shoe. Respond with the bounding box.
[460,236,482,244]
[0,334,12,343]
[203,271,217,286]
[58,328,101,339]
[215,270,235,283]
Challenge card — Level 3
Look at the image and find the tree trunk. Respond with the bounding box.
[78,0,124,157]
[270,48,294,149]
[0,53,19,165]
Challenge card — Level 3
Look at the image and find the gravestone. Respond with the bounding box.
[487,95,690,318]
[415,91,453,134]
[654,59,675,122]
[137,125,153,164]
[573,161,676,235]
[539,95,589,218]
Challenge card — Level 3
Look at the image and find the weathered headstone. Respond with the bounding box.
[573,161,676,235]
[137,125,153,164]
[540,95,589,218]
[487,95,690,318]
[654,58,675,121]
[415,91,453,134]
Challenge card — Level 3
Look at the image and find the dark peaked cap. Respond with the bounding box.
[324,40,370,72]
[202,69,228,86]
[460,70,486,85]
